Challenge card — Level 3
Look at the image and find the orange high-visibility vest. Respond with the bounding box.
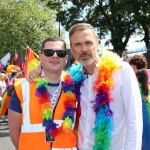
[15,78,78,150]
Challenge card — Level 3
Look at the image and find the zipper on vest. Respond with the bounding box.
[50,142,52,150]
[50,90,62,150]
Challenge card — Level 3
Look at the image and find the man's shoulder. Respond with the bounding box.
[115,61,136,80]
[118,61,133,71]
[14,78,31,96]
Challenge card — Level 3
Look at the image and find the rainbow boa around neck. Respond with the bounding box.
[68,51,121,150]
[35,73,77,138]
[92,51,121,150]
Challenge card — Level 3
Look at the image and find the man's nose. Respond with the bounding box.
[81,44,87,52]
[52,52,57,57]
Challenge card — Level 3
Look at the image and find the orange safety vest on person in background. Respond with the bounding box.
[0,92,10,115]
[0,78,19,116]
[15,78,78,150]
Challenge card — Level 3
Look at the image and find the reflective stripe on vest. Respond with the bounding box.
[21,79,64,133]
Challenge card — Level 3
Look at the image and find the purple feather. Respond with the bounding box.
[75,81,84,102]
[105,105,113,116]
[92,90,109,113]
[35,85,48,96]
[43,119,58,132]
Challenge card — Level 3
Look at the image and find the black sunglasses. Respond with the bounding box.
[42,49,67,58]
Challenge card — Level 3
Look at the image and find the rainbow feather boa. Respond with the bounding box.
[92,52,121,150]
[35,73,77,138]
[68,51,121,150]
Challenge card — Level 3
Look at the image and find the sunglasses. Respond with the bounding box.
[42,49,67,58]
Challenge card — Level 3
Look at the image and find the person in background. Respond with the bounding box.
[0,66,23,117]
[8,36,79,150]
[136,69,150,150]
[0,72,7,121]
[129,54,147,72]
[0,72,7,97]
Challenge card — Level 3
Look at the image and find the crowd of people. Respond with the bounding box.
[0,65,22,120]
[0,23,150,150]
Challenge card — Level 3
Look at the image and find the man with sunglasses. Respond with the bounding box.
[8,36,79,150]
[27,23,142,150]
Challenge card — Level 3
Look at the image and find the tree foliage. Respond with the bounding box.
[0,0,58,56]
[45,0,150,55]
[126,0,150,50]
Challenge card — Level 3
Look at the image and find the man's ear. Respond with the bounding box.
[97,39,100,45]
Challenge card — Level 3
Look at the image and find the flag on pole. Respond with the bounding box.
[17,53,23,70]
[0,63,4,71]
[23,46,40,77]
[0,52,11,67]
[10,50,19,64]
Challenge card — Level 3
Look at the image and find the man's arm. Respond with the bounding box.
[8,90,22,149]
[8,109,22,149]
[122,62,142,150]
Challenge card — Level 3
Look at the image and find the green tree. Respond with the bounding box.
[0,0,58,56]
[44,0,149,55]
[126,0,150,50]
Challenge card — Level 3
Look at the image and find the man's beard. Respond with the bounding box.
[79,54,95,67]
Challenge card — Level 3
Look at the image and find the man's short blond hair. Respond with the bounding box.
[69,23,98,40]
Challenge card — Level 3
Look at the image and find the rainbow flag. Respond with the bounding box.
[23,47,40,77]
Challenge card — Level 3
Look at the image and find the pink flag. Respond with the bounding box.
[147,69,150,85]
[17,53,23,70]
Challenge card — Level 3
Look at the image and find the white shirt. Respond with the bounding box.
[0,80,6,101]
[78,61,143,150]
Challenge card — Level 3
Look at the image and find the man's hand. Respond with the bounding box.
[27,68,41,83]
